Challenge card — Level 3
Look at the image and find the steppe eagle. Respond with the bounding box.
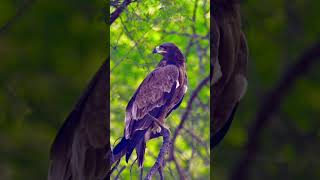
[113,43,188,167]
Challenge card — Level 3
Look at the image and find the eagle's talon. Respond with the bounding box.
[151,124,162,134]
[156,126,161,133]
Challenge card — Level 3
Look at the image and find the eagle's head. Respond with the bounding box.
[153,43,185,65]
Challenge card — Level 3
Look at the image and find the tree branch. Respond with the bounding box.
[171,75,210,150]
[183,127,209,149]
[114,166,126,180]
[0,0,35,35]
[231,40,320,180]
[144,128,171,180]
[163,30,208,40]
[110,0,136,25]
[168,75,210,179]
[185,0,199,57]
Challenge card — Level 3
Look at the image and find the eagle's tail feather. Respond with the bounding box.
[136,140,146,167]
[125,129,147,163]
[113,137,128,155]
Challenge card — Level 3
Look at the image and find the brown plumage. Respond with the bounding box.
[212,3,248,148]
[113,43,188,167]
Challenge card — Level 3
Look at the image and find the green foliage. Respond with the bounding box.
[111,0,210,179]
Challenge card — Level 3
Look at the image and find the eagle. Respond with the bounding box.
[112,43,188,167]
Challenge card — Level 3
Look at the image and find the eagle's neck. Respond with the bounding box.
[159,55,185,67]
[157,58,185,68]
[157,59,168,67]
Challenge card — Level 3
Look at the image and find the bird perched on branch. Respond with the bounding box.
[211,3,248,148]
[113,43,188,167]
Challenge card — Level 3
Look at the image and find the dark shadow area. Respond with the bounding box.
[0,0,107,179]
[212,1,320,180]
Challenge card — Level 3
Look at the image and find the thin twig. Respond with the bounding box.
[171,76,210,150]
[168,75,210,179]
[111,29,151,73]
[114,166,126,180]
[140,167,143,180]
[107,158,121,177]
[172,155,186,179]
[183,127,209,149]
[163,30,208,39]
[158,167,164,180]
[0,0,35,35]
[185,0,199,57]
[130,158,137,180]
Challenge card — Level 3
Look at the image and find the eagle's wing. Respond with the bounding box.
[124,64,179,139]
[166,73,188,118]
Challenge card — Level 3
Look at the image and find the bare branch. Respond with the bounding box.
[167,75,209,179]
[171,75,210,150]
[163,30,208,40]
[158,167,164,180]
[231,41,320,180]
[111,28,151,73]
[185,0,199,57]
[110,0,136,25]
[0,0,35,35]
[172,155,186,179]
[130,158,137,180]
[107,158,121,177]
[183,127,209,149]
[114,166,126,180]
[144,128,171,180]
[140,168,143,180]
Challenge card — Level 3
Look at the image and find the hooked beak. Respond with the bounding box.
[152,46,167,54]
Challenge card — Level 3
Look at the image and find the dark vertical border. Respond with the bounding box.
[210,0,214,179]
[106,0,111,179]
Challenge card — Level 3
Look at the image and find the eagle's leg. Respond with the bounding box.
[146,113,170,134]
[153,123,162,134]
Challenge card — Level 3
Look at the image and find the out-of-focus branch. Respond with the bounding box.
[0,0,35,35]
[183,127,209,149]
[171,75,210,149]
[110,0,136,25]
[202,0,209,31]
[184,127,210,164]
[231,41,320,180]
[185,0,199,57]
[111,29,151,72]
[168,75,209,179]
[120,16,145,59]
[163,30,208,40]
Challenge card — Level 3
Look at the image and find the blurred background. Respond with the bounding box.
[2,0,319,180]
[214,1,320,180]
[110,0,210,179]
[0,0,106,179]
